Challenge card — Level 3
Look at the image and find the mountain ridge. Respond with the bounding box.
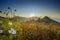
[0,16,60,24]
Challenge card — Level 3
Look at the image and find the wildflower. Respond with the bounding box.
[8,22,12,25]
[0,30,3,33]
[8,28,16,34]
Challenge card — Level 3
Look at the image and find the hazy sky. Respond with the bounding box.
[0,0,60,18]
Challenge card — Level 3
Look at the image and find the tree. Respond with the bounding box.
[8,7,10,9]
[8,7,12,17]
[0,10,2,16]
[0,10,2,13]
[14,9,16,16]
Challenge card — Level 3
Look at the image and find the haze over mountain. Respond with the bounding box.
[0,16,60,23]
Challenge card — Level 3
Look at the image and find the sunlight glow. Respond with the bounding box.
[29,13,35,17]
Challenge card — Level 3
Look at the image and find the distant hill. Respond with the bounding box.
[0,16,60,25]
[23,16,60,25]
[39,16,59,23]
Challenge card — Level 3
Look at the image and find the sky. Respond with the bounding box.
[0,0,60,18]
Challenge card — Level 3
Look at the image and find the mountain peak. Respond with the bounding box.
[43,16,50,19]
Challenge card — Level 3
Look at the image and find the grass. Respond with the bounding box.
[0,22,60,40]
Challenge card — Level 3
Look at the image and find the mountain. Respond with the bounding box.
[24,16,60,25]
[36,16,60,25]
[41,16,58,23]
[0,16,60,25]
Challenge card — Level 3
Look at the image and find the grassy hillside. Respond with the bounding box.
[0,16,60,40]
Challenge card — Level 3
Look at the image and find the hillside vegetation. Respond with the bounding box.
[0,16,60,40]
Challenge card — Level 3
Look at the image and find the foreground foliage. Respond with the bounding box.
[0,20,60,40]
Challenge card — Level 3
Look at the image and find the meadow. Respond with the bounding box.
[0,19,60,40]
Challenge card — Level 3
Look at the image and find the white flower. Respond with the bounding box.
[0,30,3,33]
[8,28,16,34]
[11,30,16,34]
[8,30,12,33]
